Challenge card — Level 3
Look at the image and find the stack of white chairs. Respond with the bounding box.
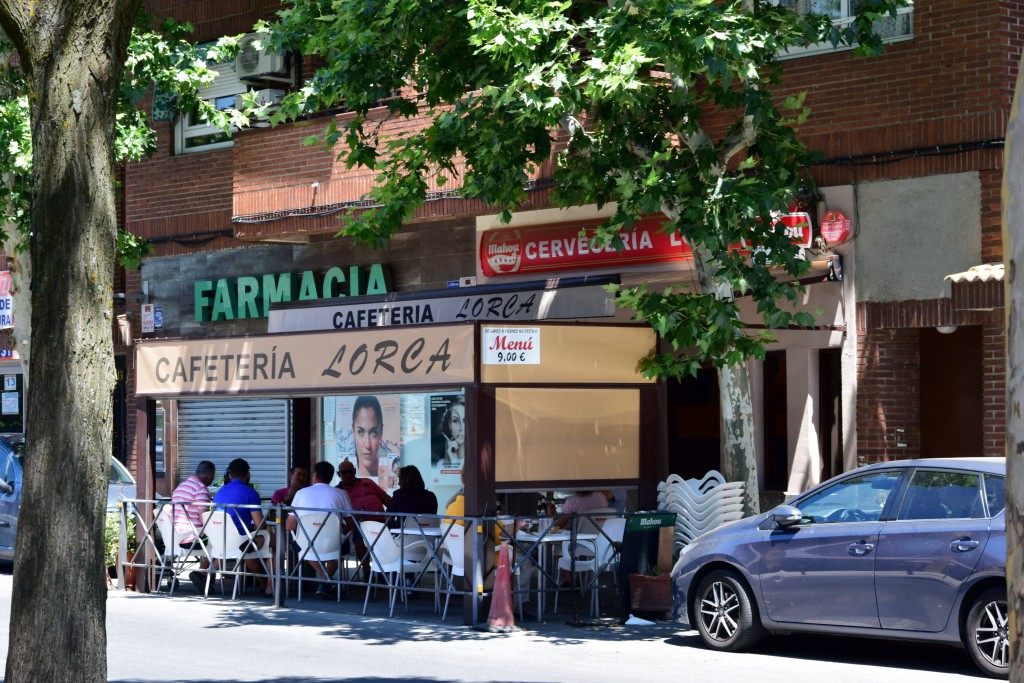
[657,470,746,549]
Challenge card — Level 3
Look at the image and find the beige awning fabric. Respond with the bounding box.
[944,263,1004,283]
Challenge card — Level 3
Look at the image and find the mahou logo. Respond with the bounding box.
[482,229,522,276]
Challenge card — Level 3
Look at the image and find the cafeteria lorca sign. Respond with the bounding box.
[135,325,476,396]
[195,264,390,322]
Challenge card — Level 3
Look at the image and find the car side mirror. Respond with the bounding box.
[770,504,803,528]
[0,479,13,495]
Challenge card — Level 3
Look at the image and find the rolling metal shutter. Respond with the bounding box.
[177,398,290,498]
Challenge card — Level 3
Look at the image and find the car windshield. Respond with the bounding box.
[110,457,134,485]
[796,470,902,523]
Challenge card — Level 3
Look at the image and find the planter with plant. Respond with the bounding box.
[628,571,672,615]
[104,511,137,589]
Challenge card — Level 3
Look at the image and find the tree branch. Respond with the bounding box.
[559,114,593,145]
[0,1,32,68]
[718,112,756,169]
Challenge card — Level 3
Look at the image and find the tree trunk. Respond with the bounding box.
[690,242,762,517]
[718,362,761,516]
[1004,53,1024,683]
[0,2,141,681]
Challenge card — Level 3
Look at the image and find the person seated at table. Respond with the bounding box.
[443,470,501,546]
[212,458,273,597]
[270,465,309,542]
[337,458,392,579]
[387,465,438,528]
[287,460,352,599]
[174,460,215,592]
[554,490,609,531]
[600,488,628,514]
[337,458,391,512]
[272,465,309,507]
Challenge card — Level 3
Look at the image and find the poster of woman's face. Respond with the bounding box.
[335,394,401,489]
[430,394,465,479]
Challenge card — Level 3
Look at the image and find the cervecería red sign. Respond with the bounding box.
[479,214,812,277]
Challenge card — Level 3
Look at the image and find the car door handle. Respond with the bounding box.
[848,541,875,556]
[0,521,10,528]
[951,538,980,552]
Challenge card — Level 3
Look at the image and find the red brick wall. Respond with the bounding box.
[982,315,1007,456]
[133,1,1021,257]
[856,299,1006,462]
[856,325,920,463]
[780,0,1018,263]
[229,110,561,240]
[125,1,1018,474]
[809,0,1017,464]
[128,1,284,259]
[146,1,281,43]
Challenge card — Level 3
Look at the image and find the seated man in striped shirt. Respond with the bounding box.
[171,460,215,589]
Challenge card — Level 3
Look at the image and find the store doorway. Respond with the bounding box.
[920,326,982,457]
[819,348,842,482]
[761,351,788,491]
[666,368,720,480]
[112,355,127,465]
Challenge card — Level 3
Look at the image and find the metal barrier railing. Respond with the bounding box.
[118,499,627,623]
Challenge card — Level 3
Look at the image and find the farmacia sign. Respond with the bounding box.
[195,264,389,322]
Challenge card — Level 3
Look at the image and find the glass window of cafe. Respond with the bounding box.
[320,391,466,512]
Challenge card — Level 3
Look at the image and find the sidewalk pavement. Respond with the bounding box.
[0,571,982,683]
[0,571,686,683]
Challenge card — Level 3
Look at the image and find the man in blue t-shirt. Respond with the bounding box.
[208,458,273,597]
[214,458,264,535]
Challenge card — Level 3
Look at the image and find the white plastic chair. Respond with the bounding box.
[439,524,465,622]
[399,517,435,563]
[203,509,271,599]
[557,517,626,616]
[559,507,617,564]
[155,505,207,595]
[292,512,344,602]
[359,520,431,616]
[586,508,618,528]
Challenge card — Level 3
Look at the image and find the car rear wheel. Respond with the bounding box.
[693,569,762,651]
[965,587,1009,679]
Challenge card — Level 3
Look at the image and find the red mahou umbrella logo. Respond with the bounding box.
[481,229,523,275]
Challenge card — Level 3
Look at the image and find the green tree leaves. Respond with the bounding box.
[0,14,241,268]
[257,0,904,376]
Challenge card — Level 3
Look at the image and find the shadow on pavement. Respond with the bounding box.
[112,679,508,683]
[664,631,979,677]
[199,599,683,648]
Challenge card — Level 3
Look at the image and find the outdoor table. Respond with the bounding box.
[514,528,597,622]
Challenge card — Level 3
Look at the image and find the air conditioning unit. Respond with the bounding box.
[233,89,285,111]
[235,34,290,83]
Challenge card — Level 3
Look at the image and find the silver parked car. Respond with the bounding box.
[0,437,137,561]
[671,458,1008,678]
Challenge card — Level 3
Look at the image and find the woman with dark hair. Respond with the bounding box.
[387,465,439,527]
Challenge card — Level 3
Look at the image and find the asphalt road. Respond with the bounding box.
[0,570,990,682]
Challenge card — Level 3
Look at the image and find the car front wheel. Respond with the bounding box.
[693,569,763,652]
[965,587,1010,679]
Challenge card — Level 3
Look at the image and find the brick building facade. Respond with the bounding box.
[80,0,1017,499]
